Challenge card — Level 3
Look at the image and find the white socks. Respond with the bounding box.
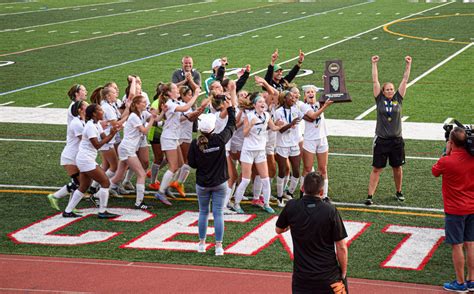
[151,163,160,183]
[261,177,271,205]
[276,177,285,197]
[323,179,329,198]
[234,178,250,204]
[253,176,262,200]
[65,190,84,213]
[159,170,175,193]
[97,187,109,213]
[136,183,145,206]
[178,164,190,183]
[288,176,299,194]
[53,185,69,199]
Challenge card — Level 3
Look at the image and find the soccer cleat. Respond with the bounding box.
[170,181,186,197]
[47,194,60,211]
[155,191,172,206]
[148,182,161,191]
[63,211,82,218]
[165,188,177,199]
[233,204,245,214]
[197,243,206,253]
[277,197,285,208]
[284,190,293,200]
[365,195,373,206]
[88,195,100,208]
[98,211,120,219]
[466,280,473,291]
[443,280,468,293]
[262,205,275,214]
[135,201,153,210]
[395,191,405,202]
[251,198,264,208]
[223,207,237,215]
[215,246,224,256]
[122,181,135,191]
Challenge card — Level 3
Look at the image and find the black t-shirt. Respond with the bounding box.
[375,90,403,138]
[276,196,347,285]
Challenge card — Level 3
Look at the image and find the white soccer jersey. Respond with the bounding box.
[300,102,328,140]
[231,108,245,148]
[101,101,120,144]
[274,105,302,147]
[61,116,85,162]
[67,101,75,125]
[214,110,228,134]
[77,120,103,162]
[242,110,269,151]
[179,106,193,141]
[161,99,184,140]
[120,112,143,151]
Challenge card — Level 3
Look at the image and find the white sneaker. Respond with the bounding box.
[277,197,286,208]
[223,207,237,215]
[242,195,249,201]
[215,246,224,256]
[122,181,135,191]
[197,243,206,253]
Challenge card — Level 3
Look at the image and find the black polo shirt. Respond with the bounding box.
[276,196,347,287]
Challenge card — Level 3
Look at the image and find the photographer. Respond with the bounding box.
[432,127,474,293]
[276,172,348,294]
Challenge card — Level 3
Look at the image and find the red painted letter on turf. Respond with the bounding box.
[380,225,445,270]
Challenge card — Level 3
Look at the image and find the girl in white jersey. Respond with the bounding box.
[66,84,88,124]
[47,100,88,210]
[232,91,282,214]
[301,86,333,198]
[154,82,199,204]
[63,104,121,219]
[274,90,303,207]
[110,94,161,209]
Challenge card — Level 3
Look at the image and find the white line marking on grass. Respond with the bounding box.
[435,12,440,15]
[182,33,191,37]
[25,29,35,33]
[376,12,381,15]
[455,13,460,16]
[48,30,57,33]
[73,8,80,11]
[265,11,270,14]
[301,11,306,14]
[0,2,36,5]
[125,9,132,12]
[194,10,200,13]
[36,103,53,108]
[338,12,344,14]
[137,32,146,36]
[247,11,253,13]
[443,117,453,124]
[159,10,166,12]
[1,1,386,96]
[401,116,409,122]
[0,2,211,32]
[357,12,362,15]
[160,33,168,36]
[177,10,183,12]
[108,8,114,11]
[252,35,259,38]
[396,12,400,15]
[449,38,455,41]
[397,37,404,40]
[69,31,79,34]
[282,11,288,14]
[0,1,123,16]
[205,34,213,37]
[0,138,65,143]
[372,37,378,40]
[275,35,282,39]
[92,31,102,35]
[323,36,330,39]
[0,101,14,106]
[212,10,218,13]
[90,8,97,11]
[299,35,305,39]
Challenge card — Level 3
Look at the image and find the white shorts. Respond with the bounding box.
[76,159,98,173]
[60,154,76,166]
[266,131,276,155]
[240,149,267,164]
[138,136,149,148]
[276,145,300,158]
[161,137,179,151]
[179,138,192,144]
[99,142,114,152]
[118,145,138,161]
[230,141,243,153]
[303,137,329,154]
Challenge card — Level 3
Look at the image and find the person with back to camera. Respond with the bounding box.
[432,127,474,293]
[365,55,412,206]
[187,80,238,256]
[276,172,348,294]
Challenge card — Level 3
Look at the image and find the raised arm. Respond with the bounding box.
[175,88,200,112]
[398,56,412,97]
[371,55,380,97]
[264,49,278,83]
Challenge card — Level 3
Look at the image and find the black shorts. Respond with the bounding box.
[372,136,405,168]
[148,128,162,145]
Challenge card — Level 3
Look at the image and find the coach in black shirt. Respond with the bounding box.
[276,172,348,294]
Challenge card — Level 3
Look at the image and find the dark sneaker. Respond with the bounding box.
[98,211,119,219]
[443,280,468,293]
[283,190,293,200]
[395,191,405,202]
[88,195,100,208]
[87,186,98,195]
[466,280,473,291]
[135,202,153,210]
[165,188,177,199]
[63,211,82,218]
[155,191,172,206]
[365,195,373,206]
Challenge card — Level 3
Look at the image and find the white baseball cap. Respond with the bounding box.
[198,113,217,133]
[211,59,222,69]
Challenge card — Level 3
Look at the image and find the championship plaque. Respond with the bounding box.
[320,60,351,103]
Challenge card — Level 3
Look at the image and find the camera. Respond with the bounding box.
[443,119,474,156]
[215,94,227,102]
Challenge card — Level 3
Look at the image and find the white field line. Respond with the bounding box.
[0,1,123,17]
[0,2,211,32]
[35,103,53,108]
[0,184,443,213]
[0,101,14,106]
[443,117,453,124]
[0,138,65,143]
[401,116,409,122]
[0,2,37,5]
[355,38,473,121]
[0,1,372,96]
